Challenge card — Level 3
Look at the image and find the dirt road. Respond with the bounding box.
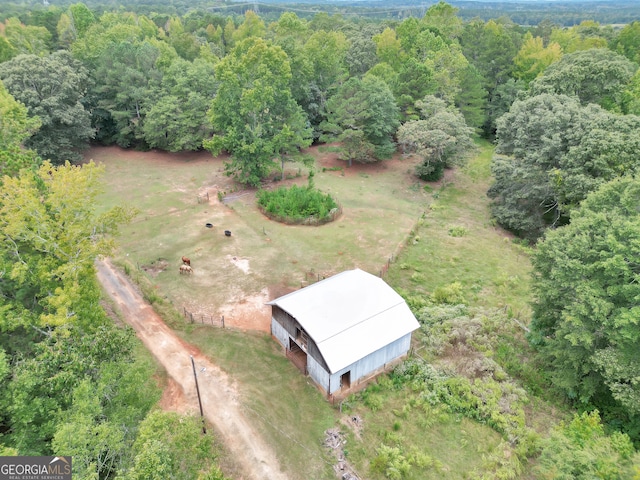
[95,258,288,480]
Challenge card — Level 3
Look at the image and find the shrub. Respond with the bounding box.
[432,281,466,305]
[448,225,468,237]
[535,411,639,479]
[416,160,445,182]
[256,185,339,224]
[370,444,412,480]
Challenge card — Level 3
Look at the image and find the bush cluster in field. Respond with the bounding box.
[345,302,546,479]
[344,300,640,480]
[390,358,537,479]
[534,410,639,479]
[256,184,338,222]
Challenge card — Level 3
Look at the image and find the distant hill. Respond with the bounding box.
[224,0,640,25]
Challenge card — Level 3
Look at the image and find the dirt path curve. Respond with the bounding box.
[95,258,288,480]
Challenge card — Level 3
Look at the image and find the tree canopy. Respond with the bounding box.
[489,93,640,240]
[143,58,217,152]
[530,177,640,436]
[397,95,474,181]
[0,161,134,329]
[529,48,638,112]
[0,81,41,177]
[0,51,94,164]
[321,75,399,166]
[204,37,311,187]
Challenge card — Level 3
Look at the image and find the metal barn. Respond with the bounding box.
[268,269,420,398]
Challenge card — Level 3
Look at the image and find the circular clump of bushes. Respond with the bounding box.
[257,184,340,225]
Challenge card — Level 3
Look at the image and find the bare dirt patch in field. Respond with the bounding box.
[313,144,416,179]
[140,258,169,277]
[218,287,271,332]
[227,254,251,273]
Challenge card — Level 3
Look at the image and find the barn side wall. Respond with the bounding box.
[271,305,414,398]
[271,317,289,350]
[307,354,330,392]
[327,333,413,395]
[271,306,296,337]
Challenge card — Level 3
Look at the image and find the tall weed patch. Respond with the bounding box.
[257,184,339,224]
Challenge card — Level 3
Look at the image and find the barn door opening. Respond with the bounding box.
[287,338,307,375]
[340,371,351,390]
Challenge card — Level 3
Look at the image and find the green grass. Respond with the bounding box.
[343,386,503,479]
[178,326,337,479]
[386,139,532,316]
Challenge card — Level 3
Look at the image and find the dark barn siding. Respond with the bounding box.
[272,306,329,373]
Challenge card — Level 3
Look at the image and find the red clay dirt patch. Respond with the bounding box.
[311,143,413,179]
[218,287,271,332]
[158,376,197,415]
[216,283,297,332]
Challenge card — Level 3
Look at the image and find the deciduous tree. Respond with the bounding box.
[397,95,474,181]
[0,81,40,177]
[124,410,226,480]
[529,48,638,112]
[530,177,640,436]
[143,58,217,151]
[204,38,311,187]
[613,20,640,64]
[3,17,51,56]
[0,51,94,164]
[535,411,639,477]
[420,1,463,41]
[232,10,265,43]
[489,93,640,240]
[0,160,137,454]
[512,33,562,85]
[93,40,162,148]
[0,161,135,330]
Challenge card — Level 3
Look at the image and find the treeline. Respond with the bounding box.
[4,0,640,26]
[2,0,640,472]
[2,2,638,169]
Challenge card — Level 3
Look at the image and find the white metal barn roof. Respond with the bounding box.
[268,269,420,373]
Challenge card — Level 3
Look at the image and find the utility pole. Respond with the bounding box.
[190,355,206,434]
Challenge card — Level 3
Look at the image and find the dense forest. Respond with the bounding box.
[1,0,640,478]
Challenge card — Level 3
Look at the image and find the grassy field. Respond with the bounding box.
[385,139,532,316]
[94,142,548,479]
[93,145,427,323]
